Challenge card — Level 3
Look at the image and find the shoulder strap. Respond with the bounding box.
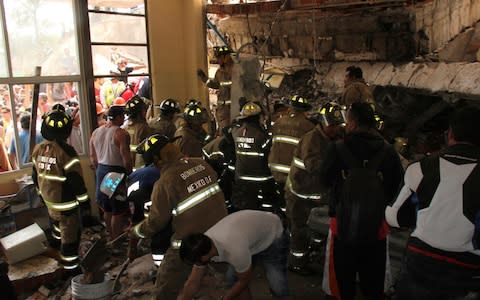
[335,141,362,169]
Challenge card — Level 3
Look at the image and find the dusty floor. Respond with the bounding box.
[11,224,408,299]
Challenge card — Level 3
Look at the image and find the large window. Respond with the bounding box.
[88,0,150,103]
[0,0,150,172]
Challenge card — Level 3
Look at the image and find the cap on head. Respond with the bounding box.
[288,95,312,111]
[238,101,262,119]
[108,105,125,120]
[317,102,346,127]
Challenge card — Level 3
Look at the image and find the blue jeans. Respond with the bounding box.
[226,230,291,299]
[395,250,480,300]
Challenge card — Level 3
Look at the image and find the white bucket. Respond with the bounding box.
[71,273,112,300]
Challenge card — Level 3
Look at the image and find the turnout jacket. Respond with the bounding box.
[32,141,89,219]
[149,116,177,139]
[231,120,272,181]
[386,144,480,265]
[286,124,331,203]
[340,79,374,106]
[123,119,153,168]
[268,110,314,184]
[174,126,207,158]
[207,65,232,106]
[135,157,227,241]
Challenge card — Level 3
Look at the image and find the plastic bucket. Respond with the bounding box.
[71,273,112,300]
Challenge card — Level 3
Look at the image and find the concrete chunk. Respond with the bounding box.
[1,223,47,264]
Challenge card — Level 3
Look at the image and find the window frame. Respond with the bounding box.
[0,0,152,172]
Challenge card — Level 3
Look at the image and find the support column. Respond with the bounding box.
[147,0,208,107]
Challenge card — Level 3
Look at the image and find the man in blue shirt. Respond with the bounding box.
[9,113,42,168]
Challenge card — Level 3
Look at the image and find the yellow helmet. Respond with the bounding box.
[213,46,233,57]
[288,95,312,111]
[317,102,346,126]
[239,102,262,119]
[184,104,207,125]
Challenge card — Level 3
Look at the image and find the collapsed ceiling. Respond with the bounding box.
[207,0,480,156]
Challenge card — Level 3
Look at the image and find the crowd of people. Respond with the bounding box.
[2,45,479,300]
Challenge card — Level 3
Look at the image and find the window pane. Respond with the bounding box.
[0,16,8,78]
[1,82,84,169]
[88,0,145,15]
[89,13,146,44]
[92,45,148,77]
[0,85,14,171]
[4,0,80,77]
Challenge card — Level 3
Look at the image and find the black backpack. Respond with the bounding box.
[335,142,387,245]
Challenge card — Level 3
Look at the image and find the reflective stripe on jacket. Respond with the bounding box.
[268,111,314,184]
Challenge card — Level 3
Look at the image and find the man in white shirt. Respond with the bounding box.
[178,210,294,300]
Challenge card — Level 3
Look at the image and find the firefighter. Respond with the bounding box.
[285,102,346,275]
[123,95,153,168]
[197,46,234,135]
[32,107,90,271]
[268,95,315,212]
[173,103,209,157]
[126,139,162,263]
[202,125,236,211]
[230,102,278,212]
[149,98,180,138]
[132,134,227,299]
[340,65,374,106]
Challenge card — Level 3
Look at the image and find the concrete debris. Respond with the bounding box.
[8,255,60,282]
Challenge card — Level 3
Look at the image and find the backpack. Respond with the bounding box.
[335,141,387,245]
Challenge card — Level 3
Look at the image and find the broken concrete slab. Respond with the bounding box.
[8,255,63,298]
[449,62,480,95]
[390,62,422,87]
[373,63,396,87]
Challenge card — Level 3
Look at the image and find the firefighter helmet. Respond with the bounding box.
[183,103,207,125]
[51,103,66,112]
[213,46,233,57]
[125,95,146,117]
[238,102,262,119]
[137,134,173,165]
[288,95,312,111]
[317,102,346,126]
[41,108,73,141]
[185,99,202,108]
[159,98,180,114]
[374,113,384,131]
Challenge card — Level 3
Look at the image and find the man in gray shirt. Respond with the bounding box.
[178,210,294,300]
